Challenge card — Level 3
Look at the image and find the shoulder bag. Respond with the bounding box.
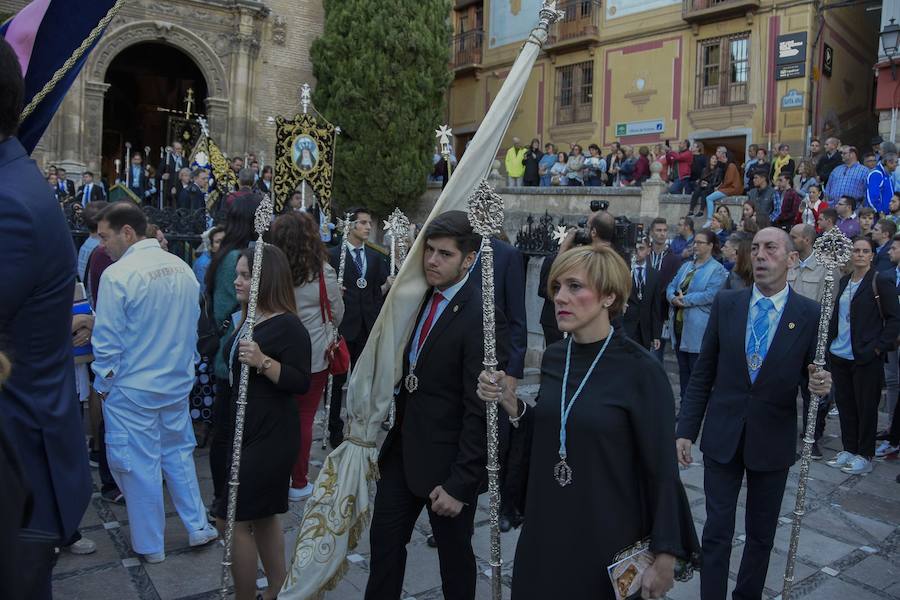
[319,270,351,375]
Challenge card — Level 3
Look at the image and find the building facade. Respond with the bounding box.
[0,0,323,180]
[449,0,884,162]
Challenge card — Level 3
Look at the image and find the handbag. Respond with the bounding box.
[319,270,350,375]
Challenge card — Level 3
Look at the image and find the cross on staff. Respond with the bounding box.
[156,88,205,120]
[467,180,505,600]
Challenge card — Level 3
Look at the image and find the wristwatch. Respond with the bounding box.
[257,357,273,375]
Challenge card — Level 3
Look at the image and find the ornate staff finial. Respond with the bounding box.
[198,116,210,137]
[300,83,312,115]
[551,224,568,245]
[255,194,274,235]
[337,211,354,234]
[539,0,566,28]
[813,227,853,270]
[436,124,453,155]
[467,180,505,238]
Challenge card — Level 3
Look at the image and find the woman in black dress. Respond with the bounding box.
[478,246,699,600]
[211,244,312,600]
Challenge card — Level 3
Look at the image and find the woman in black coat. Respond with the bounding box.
[522,138,543,187]
[826,237,900,476]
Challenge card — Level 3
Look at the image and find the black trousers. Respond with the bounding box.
[800,385,830,442]
[830,354,883,458]
[328,335,368,442]
[887,398,900,445]
[11,536,59,600]
[701,438,789,600]
[365,444,477,600]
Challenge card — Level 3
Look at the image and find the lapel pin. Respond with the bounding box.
[788,322,796,330]
[453,304,459,313]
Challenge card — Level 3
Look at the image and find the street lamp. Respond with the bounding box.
[881,17,900,80]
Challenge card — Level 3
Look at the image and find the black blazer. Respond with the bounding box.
[622,264,662,349]
[470,238,527,378]
[874,243,894,274]
[382,278,509,504]
[538,251,558,331]
[76,184,104,205]
[828,269,900,365]
[328,243,390,342]
[676,288,819,471]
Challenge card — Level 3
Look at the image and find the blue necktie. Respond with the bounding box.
[354,248,364,275]
[747,297,774,382]
[83,184,91,206]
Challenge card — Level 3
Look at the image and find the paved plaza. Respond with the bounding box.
[54,356,900,600]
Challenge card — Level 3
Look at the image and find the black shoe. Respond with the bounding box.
[426,534,437,548]
[101,489,125,505]
[499,516,512,533]
[810,441,823,460]
[876,429,891,441]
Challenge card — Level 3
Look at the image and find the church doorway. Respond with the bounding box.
[102,42,207,185]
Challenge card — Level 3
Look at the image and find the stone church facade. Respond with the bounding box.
[0,0,324,176]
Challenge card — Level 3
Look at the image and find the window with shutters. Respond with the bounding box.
[696,32,749,109]
[556,60,593,125]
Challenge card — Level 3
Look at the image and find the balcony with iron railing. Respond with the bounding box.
[682,0,760,24]
[450,30,483,73]
[545,0,601,52]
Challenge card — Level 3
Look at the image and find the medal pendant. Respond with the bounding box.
[356,277,368,289]
[553,459,572,487]
[637,291,643,301]
[404,374,418,393]
[748,352,763,371]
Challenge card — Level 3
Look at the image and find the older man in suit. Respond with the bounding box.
[366,210,508,600]
[0,39,92,599]
[676,227,832,600]
[327,206,392,448]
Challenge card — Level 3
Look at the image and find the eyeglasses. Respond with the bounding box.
[694,240,712,246]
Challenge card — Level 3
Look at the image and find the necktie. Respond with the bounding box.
[634,266,644,297]
[896,269,900,288]
[354,248,364,275]
[747,297,774,382]
[84,184,91,206]
[417,292,444,351]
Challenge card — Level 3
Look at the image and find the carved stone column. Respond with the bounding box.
[206,97,231,145]
[83,81,110,175]
[226,7,262,155]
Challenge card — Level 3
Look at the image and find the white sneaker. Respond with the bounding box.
[189,524,218,547]
[143,552,165,563]
[289,483,314,502]
[66,537,96,555]
[841,455,873,475]
[826,450,855,468]
[875,441,899,458]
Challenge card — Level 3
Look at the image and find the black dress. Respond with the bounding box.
[511,332,699,600]
[211,313,311,521]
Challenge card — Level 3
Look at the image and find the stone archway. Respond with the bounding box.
[82,20,231,171]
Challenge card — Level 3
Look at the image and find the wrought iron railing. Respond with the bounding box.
[451,30,483,68]
[549,0,601,43]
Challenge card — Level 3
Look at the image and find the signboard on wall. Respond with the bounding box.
[776,63,806,80]
[776,32,808,65]
[488,0,542,49]
[823,43,834,77]
[781,89,804,109]
[606,0,679,20]
[615,119,665,137]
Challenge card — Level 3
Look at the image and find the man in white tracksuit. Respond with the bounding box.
[91,201,217,562]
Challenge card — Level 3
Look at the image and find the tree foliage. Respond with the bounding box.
[311,0,452,218]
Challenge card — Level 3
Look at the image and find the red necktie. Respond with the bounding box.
[417,292,444,352]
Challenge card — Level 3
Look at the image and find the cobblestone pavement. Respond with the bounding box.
[55,355,900,600]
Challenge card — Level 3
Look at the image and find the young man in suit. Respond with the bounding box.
[623,235,662,351]
[365,210,508,600]
[327,206,392,448]
[676,227,832,600]
[76,171,104,206]
[57,166,76,198]
[0,39,92,598]
[872,218,897,273]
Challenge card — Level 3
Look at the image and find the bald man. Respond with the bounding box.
[676,228,832,600]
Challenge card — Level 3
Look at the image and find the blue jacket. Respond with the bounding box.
[471,238,527,378]
[866,163,894,214]
[0,137,92,543]
[666,258,727,353]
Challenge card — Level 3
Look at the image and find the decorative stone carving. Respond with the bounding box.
[272,15,287,45]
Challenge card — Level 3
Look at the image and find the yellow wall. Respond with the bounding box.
[449,0,878,164]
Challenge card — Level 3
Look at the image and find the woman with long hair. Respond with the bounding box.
[797,183,826,232]
[740,199,770,232]
[475,246,699,599]
[206,195,261,501]
[523,138,543,187]
[212,244,312,600]
[666,229,727,400]
[270,212,344,501]
[826,237,900,476]
[722,231,753,289]
[688,154,720,217]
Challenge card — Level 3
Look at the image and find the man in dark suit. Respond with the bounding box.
[623,235,662,350]
[648,217,683,361]
[157,141,186,205]
[327,206,392,447]
[120,152,153,203]
[56,166,76,199]
[675,227,832,600]
[366,210,507,600]
[873,218,896,273]
[76,171,104,206]
[0,39,93,599]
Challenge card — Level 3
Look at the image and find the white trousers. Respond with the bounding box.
[103,390,208,554]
